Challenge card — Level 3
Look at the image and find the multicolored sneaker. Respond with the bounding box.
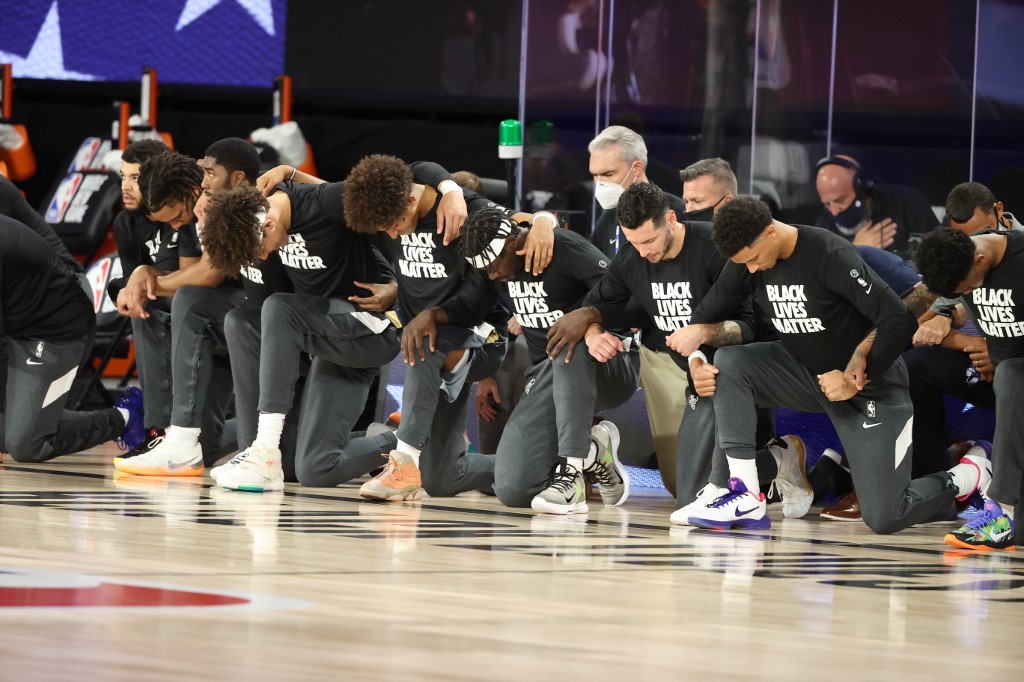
[956,441,993,502]
[113,427,164,465]
[584,421,629,506]
[359,451,423,501]
[531,461,588,515]
[764,435,813,519]
[688,477,770,530]
[215,443,284,493]
[113,387,146,451]
[669,483,729,526]
[944,500,1016,551]
[114,437,204,477]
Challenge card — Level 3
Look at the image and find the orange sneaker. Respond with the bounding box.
[359,450,422,501]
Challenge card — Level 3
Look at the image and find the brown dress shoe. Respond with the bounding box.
[821,491,862,522]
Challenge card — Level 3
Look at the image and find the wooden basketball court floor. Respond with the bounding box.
[0,444,1021,681]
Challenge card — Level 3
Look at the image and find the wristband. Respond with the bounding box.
[287,166,297,181]
[438,180,461,195]
[533,211,558,228]
[688,350,708,366]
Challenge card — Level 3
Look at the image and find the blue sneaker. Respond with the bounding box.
[957,489,986,522]
[113,387,146,451]
[688,477,770,530]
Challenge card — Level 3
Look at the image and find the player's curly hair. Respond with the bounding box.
[459,205,520,269]
[140,151,203,213]
[617,182,669,230]
[915,227,976,298]
[711,195,773,257]
[202,186,269,274]
[343,155,413,234]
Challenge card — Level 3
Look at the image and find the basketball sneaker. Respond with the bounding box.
[114,437,204,477]
[583,421,630,506]
[764,435,813,519]
[359,451,423,501]
[531,461,588,515]
[113,387,147,451]
[955,441,993,502]
[688,477,770,530]
[944,500,1016,551]
[210,449,251,482]
[669,483,728,526]
[113,427,165,465]
[215,443,284,492]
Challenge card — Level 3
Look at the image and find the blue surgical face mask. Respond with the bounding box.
[832,198,865,230]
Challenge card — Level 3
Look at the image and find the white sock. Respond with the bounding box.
[254,412,285,450]
[115,407,130,426]
[728,456,760,498]
[396,439,422,467]
[567,442,597,472]
[165,426,200,447]
[947,461,980,498]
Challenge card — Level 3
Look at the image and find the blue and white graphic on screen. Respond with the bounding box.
[0,0,286,87]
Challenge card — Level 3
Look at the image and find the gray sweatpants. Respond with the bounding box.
[477,333,531,454]
[396,325,505,496]
[713,342,956,534]
[223,293,400,488]
[493,344,641,508]
[131,307,172,428]
[170,285,244,460]
[0,332,123,462]
[987,358,1024,509]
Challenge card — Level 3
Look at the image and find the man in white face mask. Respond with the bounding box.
[588,125,687,260]
[586,125,688,496]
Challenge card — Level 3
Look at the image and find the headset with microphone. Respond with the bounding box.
[814,155,876,199]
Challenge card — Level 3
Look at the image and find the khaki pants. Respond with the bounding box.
[638,345,689,495]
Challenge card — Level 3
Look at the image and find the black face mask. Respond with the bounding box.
[832,198,866,230]
[684,195,726,223]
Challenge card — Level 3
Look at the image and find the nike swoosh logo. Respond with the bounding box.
[862,421,882,429]
[990,528,1011,542]
[26,359,43,365]
[735,506,759,516]
[865,283,873,294]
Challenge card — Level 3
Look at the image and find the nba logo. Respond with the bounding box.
[524,378,536,395]
[688,394,698,410]
[867,401,876,418]
[35,341,44,358]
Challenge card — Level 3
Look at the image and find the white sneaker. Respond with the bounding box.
[765,435,813,519]
[669,483,728,526]
[210,449,252,482]
[687,477,770,530]
[585,421,630,506]
[113,438,204,477]
[215,443,284,492]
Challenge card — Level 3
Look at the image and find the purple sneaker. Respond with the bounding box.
[688,477,771,530]
[113,387,146,451]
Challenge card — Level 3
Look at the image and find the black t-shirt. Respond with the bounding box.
[238,252,293,307]
[385,189,502,322]
[693,225,917,379]
[815,183,937,254]
[0,175,82,273]
[592,189,687,259]
[444,229,611,364]
[584,221,755,370]
[111,211,201,309]
[274,181,389,298]
[0,215,93,341]
[963,231,1024,366]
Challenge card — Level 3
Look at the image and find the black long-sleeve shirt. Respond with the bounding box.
[691,225,916,379]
